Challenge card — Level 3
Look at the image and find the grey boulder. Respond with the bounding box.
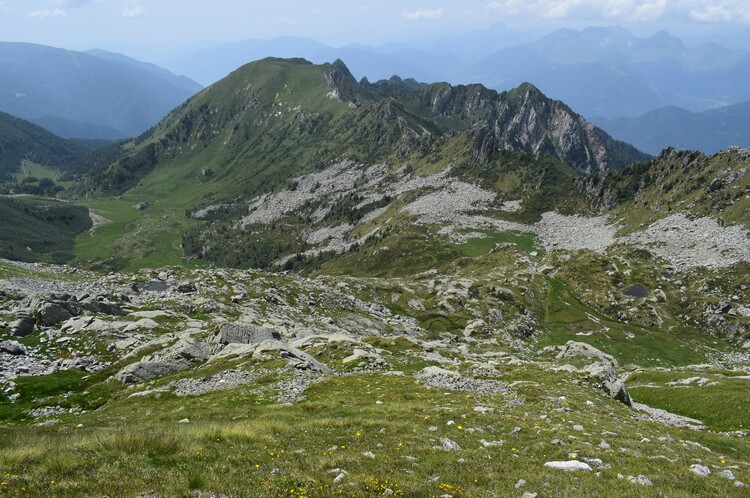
[9,314,35,337]
[38,302,74,327]
[253,340,331,373]
[115,334,212,384]
[582,361,632,406]
[215,323,280,345]
[0,340,26,356]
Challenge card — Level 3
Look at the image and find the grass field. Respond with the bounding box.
[1,367,748,497]
[455,229,540,258]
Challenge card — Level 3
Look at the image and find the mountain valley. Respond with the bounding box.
[0,54,749,497]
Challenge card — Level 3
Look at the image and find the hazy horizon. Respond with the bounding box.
[2,0,750,66]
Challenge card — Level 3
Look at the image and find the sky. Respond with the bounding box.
[2,0,750,59]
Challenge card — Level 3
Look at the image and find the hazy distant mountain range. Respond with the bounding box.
[0,24,747,152]
[470,26,750,118]
[593,102,750,155]
[0,42,202,140]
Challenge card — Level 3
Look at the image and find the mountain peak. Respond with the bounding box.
[506,82,547,104]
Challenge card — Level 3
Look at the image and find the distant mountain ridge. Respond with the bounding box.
[0,42,202,139]
[470,26,750,118]
[593,102,750,155]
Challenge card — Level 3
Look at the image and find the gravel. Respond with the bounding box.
[621,212,750,271]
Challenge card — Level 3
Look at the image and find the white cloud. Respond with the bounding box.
[0,1,10,14]
[482,0,750,23]
[689,2,750,24]
[28,8,67,18]
[122,5,144,18]
[55,0,97,6]
[402,8,445,20]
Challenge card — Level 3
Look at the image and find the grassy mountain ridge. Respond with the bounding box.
[74,57,647,271]
[0,111,87,182]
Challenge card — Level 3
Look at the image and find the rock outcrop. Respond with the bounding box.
[115,333,211,384]
[541,341,632,406]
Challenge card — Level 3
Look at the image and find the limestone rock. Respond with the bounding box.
[553,340,619,366]
[253,340,331,373]
[9,314,35,337]
[215,323,280,345]
[114,334,211,384]
[0,340,26,356]
[717,470,735,480]
[115,359,188,384]
[628,475,653,486]
[544,461,593,471]
[582,361,632,406]
[38,302,73,327]
[434,438,461,451]
[689,464,711,477]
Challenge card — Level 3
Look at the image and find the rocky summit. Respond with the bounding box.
[0,57,749,497]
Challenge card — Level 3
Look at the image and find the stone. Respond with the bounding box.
[253,340,332,374]
[89,301,128,316]
[114,335,211,384]
[689,464,711,477]
[176,281,197,293]
[628,475,653,486]
[38,302,74,326]
[651,289,667,302]
[717,470,735,480]
[173,335,212,362]
[9,315,36,337]
[216,323,280,345]
[434,438,461,451]
[115,360,182,384]
[123,318,159,332]
[343,348,384,365]
[544,461,592,471]
[515,479,526,488]
[554,341,619,366]
[582,361,632,406]
[0,340,26,356]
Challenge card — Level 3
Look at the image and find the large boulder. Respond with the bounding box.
[37,302,73,327]
[9,313,35,337]
[540,341,631,406]
[115,359,189,384]
[253,340,332,374]
[552,341,619,367]
[582,361,632,406]
[114,334,212,384]
[215,323,280,345]
[0,340,26,356]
